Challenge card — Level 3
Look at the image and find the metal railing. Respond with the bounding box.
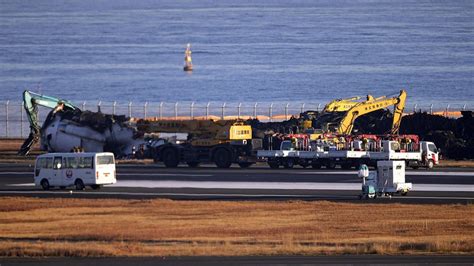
[1,101,471,138]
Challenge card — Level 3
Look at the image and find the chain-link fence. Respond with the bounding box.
[0,101,471,138]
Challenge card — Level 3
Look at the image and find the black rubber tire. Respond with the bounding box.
[187,161,200,168]
[41,179,50,190]
[238,162,253,168]
[75,179,85,191]
[312,163,322,169]
[91,185,101,190]
[341,163,352,170]
[268,161,280,169]
[427,160,434,169]
[214,148,232,168]
[283,159,294,169]
[162,148,180,168]
[326,161,337,169]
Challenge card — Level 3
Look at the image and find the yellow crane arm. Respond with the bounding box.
[337,90,407,135]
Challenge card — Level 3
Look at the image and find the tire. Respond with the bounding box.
[162,148,180,168]
[427,160,434,169]
[312,163,322,169]
[75,179,85,191]
[268,161,280,169]
[341,163,352,170]
[214,148,232,168]
[187,161,200,168]
[40,179,50,190]
[238,162,253,168]
[326,161,336,169]
[91,185,101,190]
[283,159,294,169]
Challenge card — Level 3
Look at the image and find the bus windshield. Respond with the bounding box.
[97,155,115,165]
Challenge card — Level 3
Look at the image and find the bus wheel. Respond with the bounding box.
[41,179,50,190]
[75,179,85,191]
[91,185,101,190]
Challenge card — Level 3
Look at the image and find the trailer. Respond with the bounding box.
[257,139,439,169]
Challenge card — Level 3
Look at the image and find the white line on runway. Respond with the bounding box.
[1,171,472,177]
[6,180,474,192]
[298,171,474,176]
[118,173,213,177]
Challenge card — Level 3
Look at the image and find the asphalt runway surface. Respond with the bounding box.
[0,163,473,203]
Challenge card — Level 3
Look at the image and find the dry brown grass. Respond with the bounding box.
[0,197,472,257]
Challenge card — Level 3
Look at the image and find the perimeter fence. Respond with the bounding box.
[0,101,471,138]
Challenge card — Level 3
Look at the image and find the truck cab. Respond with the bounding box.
[420,141,440,169]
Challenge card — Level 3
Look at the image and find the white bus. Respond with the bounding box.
[34,152,116,190]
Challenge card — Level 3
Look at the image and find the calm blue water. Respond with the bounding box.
[0,0,473,107]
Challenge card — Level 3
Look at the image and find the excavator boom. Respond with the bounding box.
[18,90,78,155]
[336,90,407,135]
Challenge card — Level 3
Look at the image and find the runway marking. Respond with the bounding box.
[118,173,213,177]
[2,171,472,177]
[7,180,474,192]
[298,171,474,176]
[0,190,473,201]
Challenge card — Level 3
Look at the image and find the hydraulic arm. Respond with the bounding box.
[336,90,407,135]
[18,90,78,155]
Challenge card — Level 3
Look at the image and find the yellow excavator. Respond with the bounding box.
[136,119,260,168]
[334,89,407,135]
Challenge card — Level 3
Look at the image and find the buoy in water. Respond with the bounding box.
[183,43,193,71]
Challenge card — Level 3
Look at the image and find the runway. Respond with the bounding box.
[0,163,473,203]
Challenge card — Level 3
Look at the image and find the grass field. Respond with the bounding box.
[0,197,472,257]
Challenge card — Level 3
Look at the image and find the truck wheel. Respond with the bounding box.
[411,164,419,170]
[75,179,85,191]
[40,179,50,190]
[187,161,200,168]
[326,161,336,169]
[283,159,294,169]
[312,163,321,169]
[162,148,179,168]
[427,160,434,169]
[268,161,280,169]
[341,163,352,170]
[214,148,232,168]
[238,162,253,168]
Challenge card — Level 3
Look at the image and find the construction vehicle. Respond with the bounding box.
[322,94,384,113]
[136,119,261,168]
[330,90,407,135]
[18,90,152,157]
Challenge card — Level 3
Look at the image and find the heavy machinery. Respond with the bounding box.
[18,90,150,157]
[136,119,261,168]
[321,90,407,135]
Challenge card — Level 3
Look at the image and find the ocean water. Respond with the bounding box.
[0,0,473,108]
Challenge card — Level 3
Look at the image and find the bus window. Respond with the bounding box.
[45,158,53,169]
[65,157,78,169]
[78,157,93,169]
[97,155,114,165]
[53,157,62,169]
